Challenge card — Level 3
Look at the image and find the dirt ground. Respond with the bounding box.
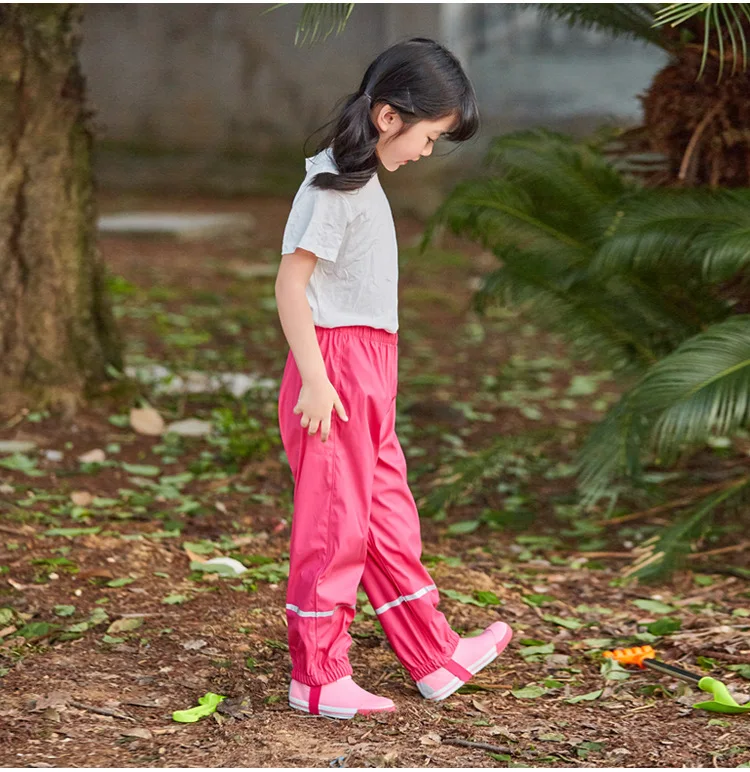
[0,193,749,768]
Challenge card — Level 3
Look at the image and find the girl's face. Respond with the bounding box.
[372,104,457,172]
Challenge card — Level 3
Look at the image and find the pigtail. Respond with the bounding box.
[310,92,380,192]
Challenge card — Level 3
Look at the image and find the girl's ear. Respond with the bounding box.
[372,103,402,134]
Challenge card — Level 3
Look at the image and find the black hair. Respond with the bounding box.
[306,37,479,192]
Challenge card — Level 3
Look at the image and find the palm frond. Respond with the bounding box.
[426,131,713,373]
[535,3,671,50]
[423,176,587,259]
[577,316,750,505]
[475,246,694,371]
[485,129,632,230]
[653,3,750,79]
[423,130,630,257]
[622,475,750,582]
[292,3,355,46]
[592,189,750,283]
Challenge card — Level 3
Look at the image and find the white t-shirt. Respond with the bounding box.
[281,147,399,333]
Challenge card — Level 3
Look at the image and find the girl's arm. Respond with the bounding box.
[275,248,348,441]
[275,248,328,384]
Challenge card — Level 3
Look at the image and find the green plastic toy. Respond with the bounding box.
[172,691,227,723]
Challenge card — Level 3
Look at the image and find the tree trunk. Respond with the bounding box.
[0,4,123,422]
[640,46,750,188]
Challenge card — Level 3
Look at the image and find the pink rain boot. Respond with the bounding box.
[416,621,513,701]
[288,675,396,719]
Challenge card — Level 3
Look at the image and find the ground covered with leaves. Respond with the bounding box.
[0,194,749,768]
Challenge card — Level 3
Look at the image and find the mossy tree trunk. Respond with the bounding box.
[0,4,123,422]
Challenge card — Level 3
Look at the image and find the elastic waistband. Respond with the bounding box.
[314,325,398,347]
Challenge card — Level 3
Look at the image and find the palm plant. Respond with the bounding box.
[537,3,750,187]
[423,129,750,581]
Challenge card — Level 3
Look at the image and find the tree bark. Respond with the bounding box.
[0,4,123,422]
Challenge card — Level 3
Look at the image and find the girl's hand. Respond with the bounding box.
[293,377,348,442]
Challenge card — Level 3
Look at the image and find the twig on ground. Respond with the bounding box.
[596,480,739,526]
[69,701,135,721]
[441,738,511,754]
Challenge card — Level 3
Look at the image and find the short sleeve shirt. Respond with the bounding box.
[281,147,399,333]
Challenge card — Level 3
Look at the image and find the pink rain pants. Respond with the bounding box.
[278,325,460,686]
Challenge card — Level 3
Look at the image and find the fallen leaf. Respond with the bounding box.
[34,692,70,711]
[0,626,17,638]
[78,449,106,464]
[419,732,442,746]
[70,491,93,507]
[130,407,165,436]
[120,727,153,740]
[107,617,144,634]
[216,695,254,720]
[78,568,114,580]
[472,698,491,713]
[184,547,208,564]
[182,639,207,650]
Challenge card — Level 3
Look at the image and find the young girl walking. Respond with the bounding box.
[275,37,512,719]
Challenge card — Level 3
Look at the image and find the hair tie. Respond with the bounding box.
[362,92,372,104]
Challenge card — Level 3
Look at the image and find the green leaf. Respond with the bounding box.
[17,622,55,640]
[446,520,480,535]
[65,621,89,633]
[107,617,143,634]
[44,527,101,537]
[0,608,15,626]
[88,607,109,625]
[565,689,603,704]
[121,463,161,477]
[53,605,76,617]
[474,590,501,606]
[520,643,555,660]
[523,593,557,607]
[106,577,135,587]
[162,594,189,605]
[601,658,631,681]
[632,599,676,614]
[646,617,682,636]
[182,541,216,555]
[511,684,548,699]
[542,614,584,630]
[441,589,483,607]
[727,664,750,680]
[189,560,240,577]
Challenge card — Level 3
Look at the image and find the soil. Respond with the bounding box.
[0,193,748,768]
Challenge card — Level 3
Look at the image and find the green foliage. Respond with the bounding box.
[542,3,750,81]
[265,3,355,46]
[537,4,671,51]
[424,129,750,580]
[653,3,750,79]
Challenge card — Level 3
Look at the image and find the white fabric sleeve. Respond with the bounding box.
[281,183,351,263]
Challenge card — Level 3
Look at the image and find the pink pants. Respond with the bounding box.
[278,325,459,686]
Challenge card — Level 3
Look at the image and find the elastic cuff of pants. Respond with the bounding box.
[290,659,354,687]
[408,629,461,682]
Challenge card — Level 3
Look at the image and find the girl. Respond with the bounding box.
[275,37,512,720]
